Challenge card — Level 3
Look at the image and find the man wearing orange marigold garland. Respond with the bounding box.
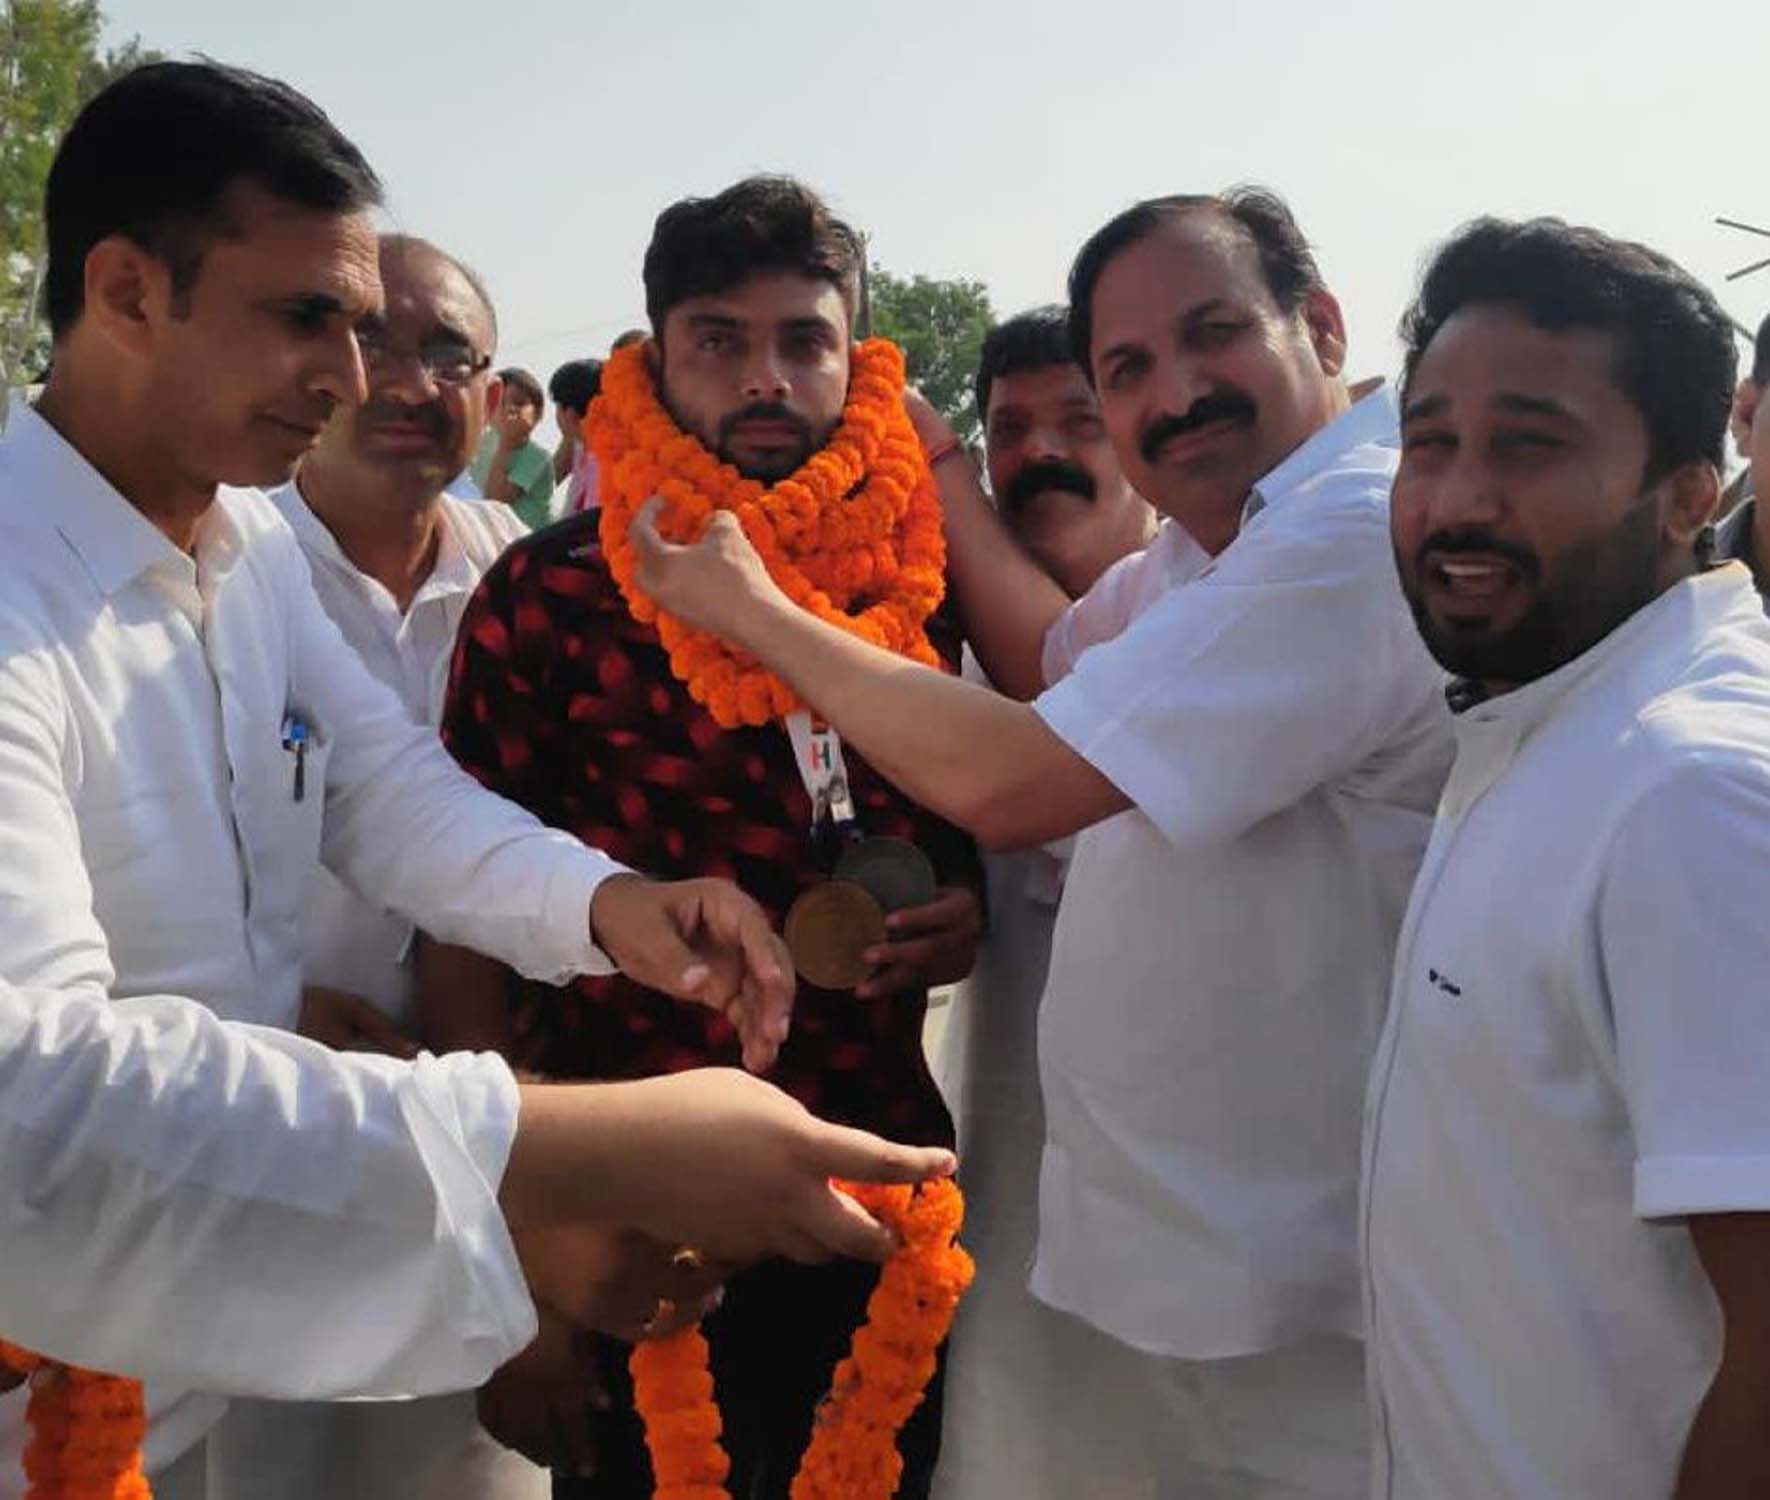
[425,176,982,1499]
[636,189,1458,1497]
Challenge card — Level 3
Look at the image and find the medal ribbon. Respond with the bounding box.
[784,709,856,832]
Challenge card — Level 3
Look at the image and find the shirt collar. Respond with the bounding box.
[274,477,474,610]
[1450,565,1763,743]
[1,403,188,597]
[1242,381,1399,528]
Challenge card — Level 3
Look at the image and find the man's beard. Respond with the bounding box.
[1001,458,1097,516]
[713,400,816,482]
[1399,494,1664,688]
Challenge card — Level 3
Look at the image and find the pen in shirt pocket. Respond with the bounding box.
[280,712,309,803]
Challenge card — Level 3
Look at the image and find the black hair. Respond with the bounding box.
[1752,312,1770,388]
[378,233,498,343]
[1067,185,1323,376]
[548,358,603,417]
[611,328,648,351]
[45,59,382,337]
[497,366,544,409]
[974,306,1072,426]
[1400,217,1737,479]
[642,175,864,334]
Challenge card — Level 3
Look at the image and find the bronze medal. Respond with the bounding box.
[784,879,888,990]
[834,836,939,914]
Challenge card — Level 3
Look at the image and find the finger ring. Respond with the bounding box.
[671,1246,707,1275]
[639,1296,675,1337]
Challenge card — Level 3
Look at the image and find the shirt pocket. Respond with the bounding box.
[233,709,334,942]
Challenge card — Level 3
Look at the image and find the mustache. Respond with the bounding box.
[359,400,447,438]
[1416,528,1541,580]
[1138,390,1257,464]
[1001,458,1097,514]
[717,401,813,449]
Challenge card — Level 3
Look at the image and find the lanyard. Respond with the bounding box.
[784,709,856,833]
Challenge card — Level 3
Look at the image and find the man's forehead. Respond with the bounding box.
[1410,306,1620,409]
[214,187,380,297]
[378,245,489,341]
[1092,216,1268,339]
[990,362,1096,414]
[676,273,848,325]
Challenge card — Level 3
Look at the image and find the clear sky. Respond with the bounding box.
[104,0,1768,446]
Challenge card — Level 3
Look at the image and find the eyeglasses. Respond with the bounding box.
[356,328,493,385]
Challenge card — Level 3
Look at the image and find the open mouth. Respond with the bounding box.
[1426,553,1526,603]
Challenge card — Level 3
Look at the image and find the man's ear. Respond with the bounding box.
[1300,287,1348,379]
[1731,377,1761,459]
[81,236,163,359]
[1661,460,1723,548]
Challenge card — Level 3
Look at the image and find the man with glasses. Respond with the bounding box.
[205,232,541,1500]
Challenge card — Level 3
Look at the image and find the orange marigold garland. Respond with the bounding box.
[629,1178,974,1500]
[0,1343,150,1500]
[590,339,948,729]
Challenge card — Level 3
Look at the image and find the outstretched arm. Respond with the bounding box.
[630,500,1128,849]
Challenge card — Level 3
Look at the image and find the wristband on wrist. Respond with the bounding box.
[925,435,965,467]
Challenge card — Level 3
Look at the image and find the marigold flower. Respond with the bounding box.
[590,340,949,728]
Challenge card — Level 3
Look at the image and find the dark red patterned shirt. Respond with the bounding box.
[441,515,972,1146]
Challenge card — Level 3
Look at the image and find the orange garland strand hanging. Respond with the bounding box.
[629,1178,974,1500]
[590,338,948,729]
[0,1343,150,1500]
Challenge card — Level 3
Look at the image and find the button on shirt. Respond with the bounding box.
[270,481,526,1023]
[1363,565,1770,1499]
[0,407,624,1483]
[1029,388,1454,1359]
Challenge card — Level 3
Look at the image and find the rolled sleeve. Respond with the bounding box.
[0,979,536,1396]
[1033,506,1410,852]
[1600,758,1770,1220]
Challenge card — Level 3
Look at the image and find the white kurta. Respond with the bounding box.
[0,407,625,1489]
[1365,566,1770,1497]
[205,484,545,1500]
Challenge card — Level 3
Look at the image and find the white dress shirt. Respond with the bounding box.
[268,480,527,1024]
[0,981,529,1438]
[1364,567,1770,1498]
[0,406,624,1484]
[204,483,545,1500]
[1028,388,1454,1360]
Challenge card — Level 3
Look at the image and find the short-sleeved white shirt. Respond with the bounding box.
[270,482,525,1024]
[1029,388,1454,1358]
[1364,565,1770,1498]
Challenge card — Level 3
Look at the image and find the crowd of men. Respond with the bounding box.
[1,52,1768,1500]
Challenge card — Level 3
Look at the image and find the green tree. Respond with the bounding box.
[867,267,994,444]
[0,1,159,389]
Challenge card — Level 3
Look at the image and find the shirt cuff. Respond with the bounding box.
[1034,672,1204,851]
[401,1051,537,1365]
[1636,1152,1770,1218]
[539,842,628,980]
